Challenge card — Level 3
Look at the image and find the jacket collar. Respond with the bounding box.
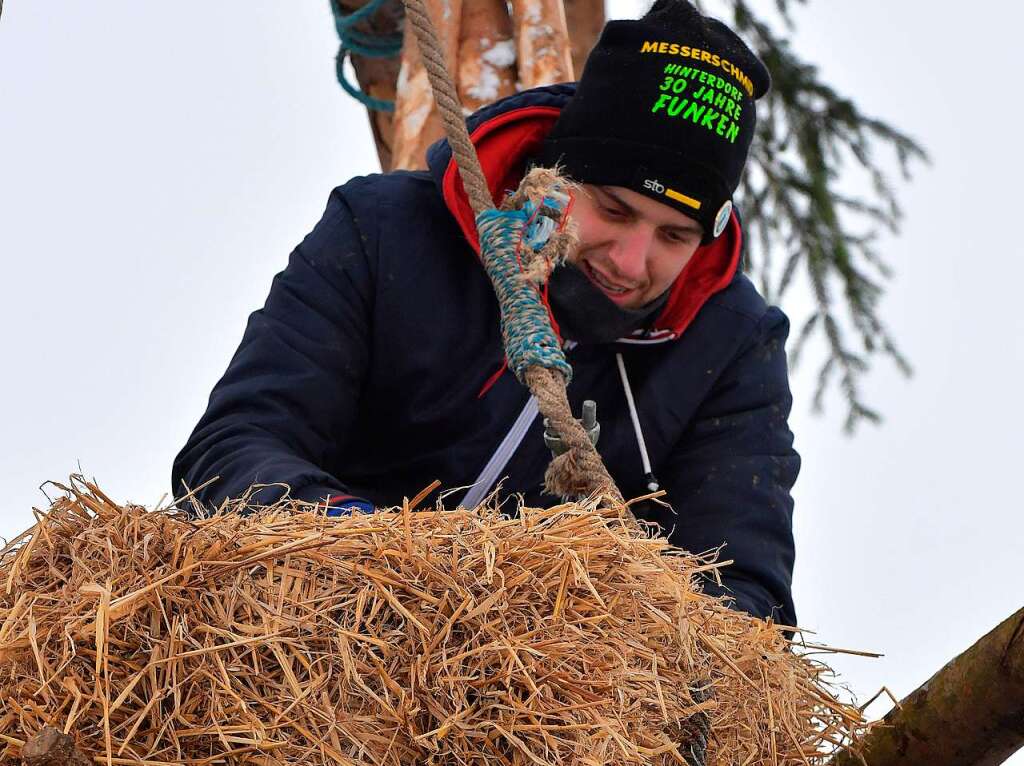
[427,84,743,342]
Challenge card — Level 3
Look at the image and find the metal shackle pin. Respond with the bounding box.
[543,399,601,457]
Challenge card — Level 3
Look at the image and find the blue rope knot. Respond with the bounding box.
[477,198,573,383]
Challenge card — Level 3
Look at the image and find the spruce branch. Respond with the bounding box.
[719,0,928,431]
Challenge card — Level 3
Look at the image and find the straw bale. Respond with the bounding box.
[0,477,865,765]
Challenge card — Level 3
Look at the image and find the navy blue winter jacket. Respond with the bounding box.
[172,85,800,626]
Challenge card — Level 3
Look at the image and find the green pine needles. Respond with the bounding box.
[701,0,928,431]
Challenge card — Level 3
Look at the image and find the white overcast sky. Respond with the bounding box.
[2,0,1022,754]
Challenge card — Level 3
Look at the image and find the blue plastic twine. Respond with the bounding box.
[477,194,573,383]
[330,0,402,112]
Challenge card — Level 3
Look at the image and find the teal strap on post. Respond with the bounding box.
[477,199,573,383]
[330,0,403,112]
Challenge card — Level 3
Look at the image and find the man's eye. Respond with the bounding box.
[602,205,628,219]
[662,230,695,245]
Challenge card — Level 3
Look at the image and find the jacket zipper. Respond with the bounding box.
[462,395,539,508]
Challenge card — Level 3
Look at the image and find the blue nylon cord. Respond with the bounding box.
[333,0,394,30]
[330,0,402,112]
[335,52,397,112]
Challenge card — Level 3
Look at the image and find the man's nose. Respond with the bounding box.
[607,226,654,283]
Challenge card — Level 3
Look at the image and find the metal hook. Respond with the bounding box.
[543,399,601,457]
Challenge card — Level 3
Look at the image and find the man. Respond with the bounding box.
[172,0,799,626]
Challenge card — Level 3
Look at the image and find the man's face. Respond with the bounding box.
[568,184,704,310]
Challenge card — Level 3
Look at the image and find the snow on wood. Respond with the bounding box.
[392,0,463,170]
[458,0,516,113]
[510,0,574,88]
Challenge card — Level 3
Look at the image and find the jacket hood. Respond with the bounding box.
[426,84,743,342]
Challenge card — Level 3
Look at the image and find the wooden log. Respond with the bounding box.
[830,606,1024,766]
[563,0,603,78]
[19,727,90,766]
[392,0,573,168]
[391,0,463,170]
[510,0,575,87]
[457,0,517,113]
[346,0,604,169]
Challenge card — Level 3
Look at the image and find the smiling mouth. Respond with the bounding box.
[582,261,635,297]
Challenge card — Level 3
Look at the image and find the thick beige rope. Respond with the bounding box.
[402,0,493,217]
[526,367,621,502]
[400,0,621,503]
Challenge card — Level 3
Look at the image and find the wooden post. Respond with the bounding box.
[509,0,575,87]
[20,727,91,766]
[831,606,1024,766]
[343,0,607,171]
[563,0,604,78]
[457,0,517,113]
[391,0,464,170]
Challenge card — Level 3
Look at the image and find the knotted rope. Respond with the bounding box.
[400,0,621,503]
[478,174,573,382]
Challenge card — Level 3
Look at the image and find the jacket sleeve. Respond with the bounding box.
[661,306,800,626]
[171,186,374,511]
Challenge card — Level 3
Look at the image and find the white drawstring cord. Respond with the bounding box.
[615,352,660,492]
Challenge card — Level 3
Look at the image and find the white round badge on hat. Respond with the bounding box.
[713,200,733,238]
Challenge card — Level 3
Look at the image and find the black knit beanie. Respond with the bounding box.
[538,0,770,242]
